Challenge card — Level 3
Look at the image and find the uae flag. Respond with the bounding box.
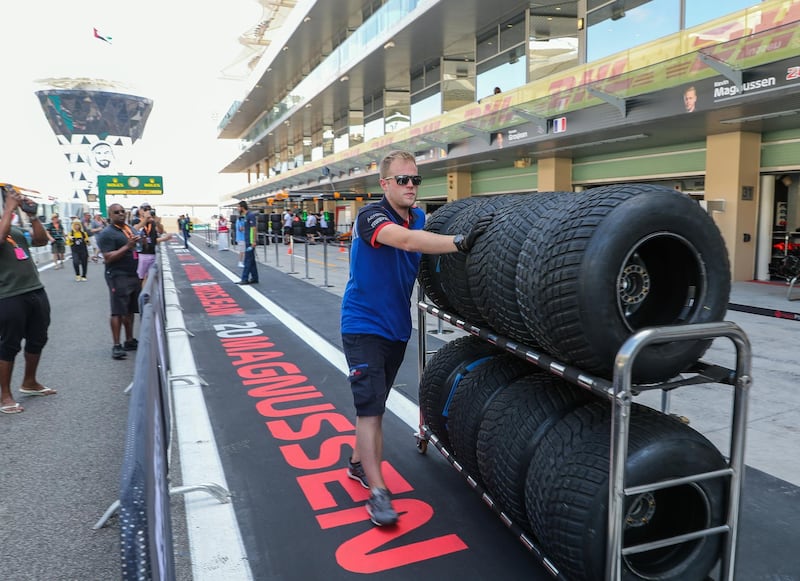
[93,27,112,44]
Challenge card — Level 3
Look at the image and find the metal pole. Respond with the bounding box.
[303,237,312,279]
[274,232,280,267]
[288,236,298,274]
[321,237,333,287]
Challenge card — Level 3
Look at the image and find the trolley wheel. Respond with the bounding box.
[415,435,428,454]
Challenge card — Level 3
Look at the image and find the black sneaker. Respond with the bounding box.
[347,458,369,489]
[112,344,127,359]
[367,488,398,526]
[123,338,138,351]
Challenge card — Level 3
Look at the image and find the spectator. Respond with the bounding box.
[235,213,246,267]
[217,215,229,251]
[45,214,66,269]
[0,185,57,414]
[236,201,259,285]
[305,211,318,244]
[177,214,191,249]
[282,210,293,245]
[136,204,171,286]
[341,149,490,526]
[494,86,502,95]
[96,203,143,360]
[65,219,90,281]
[89,213,106,262]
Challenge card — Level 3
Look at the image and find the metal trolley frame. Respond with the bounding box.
[415,293,751,581]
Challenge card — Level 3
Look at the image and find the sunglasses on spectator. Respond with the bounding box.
[383,174,422,186]
[111,210,126,214]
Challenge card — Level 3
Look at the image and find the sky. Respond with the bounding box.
[0,0,262,208]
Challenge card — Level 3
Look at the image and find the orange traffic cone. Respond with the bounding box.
[338,242,346,253]
[287,245,292,255]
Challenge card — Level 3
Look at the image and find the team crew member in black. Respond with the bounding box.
[97,203,143,360]
[0,185,57,414]
[340,150,490,526]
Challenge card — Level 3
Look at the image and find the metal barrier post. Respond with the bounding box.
[274,234,280,267]
[321,237,333,287]
[288,237,298,274]
[303,238,312,280]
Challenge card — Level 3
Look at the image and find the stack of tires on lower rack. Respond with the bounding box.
[418,184,732,581]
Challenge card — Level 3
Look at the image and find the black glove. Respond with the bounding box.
[454,213,493,253]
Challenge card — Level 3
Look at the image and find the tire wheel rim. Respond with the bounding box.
[616,233,706,333]
[622,482,712,579]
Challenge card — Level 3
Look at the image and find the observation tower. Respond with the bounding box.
[35,77,153,205]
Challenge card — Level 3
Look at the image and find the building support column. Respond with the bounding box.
[705,131,761,281]
[537,157,572,192]
[756,174,775,281]
[447,170,471,202]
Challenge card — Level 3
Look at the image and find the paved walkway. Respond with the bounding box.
[1,236,798,579]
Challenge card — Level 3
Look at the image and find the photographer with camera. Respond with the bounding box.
[135,203,171,287]
[0,184,57,414]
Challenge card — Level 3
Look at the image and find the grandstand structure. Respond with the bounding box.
[216,0,800,282]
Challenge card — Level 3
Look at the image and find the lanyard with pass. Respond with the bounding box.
[5,234,29,260]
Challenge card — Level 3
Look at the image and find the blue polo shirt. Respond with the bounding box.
[341,197,425,342]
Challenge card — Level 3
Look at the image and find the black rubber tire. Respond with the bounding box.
[516,184,731,382]
[418,335,503,450]
[525,401,727,581]
[419,198,482,314]
[435,196,506,325]
[468,192,569,342]
[447,353,535,484]
[475,373,592,531]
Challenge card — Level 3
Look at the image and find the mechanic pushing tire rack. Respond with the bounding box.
[415,301,750,581]
[413,186,751,581]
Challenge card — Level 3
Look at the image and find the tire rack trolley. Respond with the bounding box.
[415,291,751,581]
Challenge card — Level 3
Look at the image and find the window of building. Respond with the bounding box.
[684,0,756,28]
[476,12,529,98]
[587,0,680,61]
[529,1,579,81]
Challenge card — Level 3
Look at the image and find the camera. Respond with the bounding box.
[1,184,38,215]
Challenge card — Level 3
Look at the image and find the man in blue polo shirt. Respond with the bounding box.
[341,149,490,526]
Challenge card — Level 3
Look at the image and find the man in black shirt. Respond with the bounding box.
[97,203,143,360]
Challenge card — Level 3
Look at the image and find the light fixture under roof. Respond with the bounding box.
[339,75,349,82]
[383,40,395,50]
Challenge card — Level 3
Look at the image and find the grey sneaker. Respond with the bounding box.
[112,344,127,360]
[367,488,398,526]
[347,458,369,489]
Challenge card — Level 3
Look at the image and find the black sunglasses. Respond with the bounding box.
[111,209,126,214]
[384,174,422,186]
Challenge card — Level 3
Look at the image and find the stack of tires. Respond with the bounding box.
[418,184,731,580]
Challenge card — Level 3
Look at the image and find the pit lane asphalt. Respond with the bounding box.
[1,236,798,579]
